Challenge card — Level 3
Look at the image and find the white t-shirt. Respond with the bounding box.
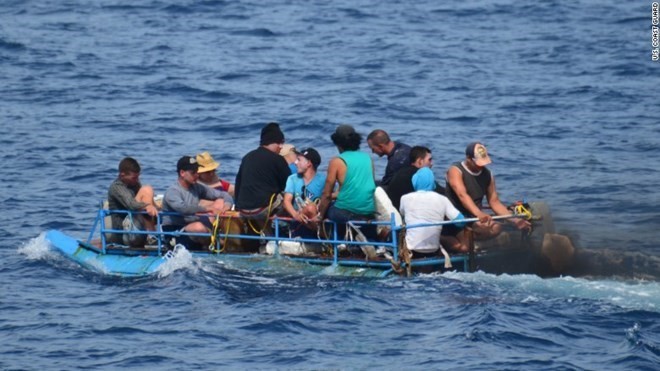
[399,191,461,253]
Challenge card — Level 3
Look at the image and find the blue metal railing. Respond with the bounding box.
[91,206,477,274]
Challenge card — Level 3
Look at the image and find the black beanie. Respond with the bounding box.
[260,122,285,145]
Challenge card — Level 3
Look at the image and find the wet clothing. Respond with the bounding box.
[333,150,375,215]
[107,178,148,243]
[387,166,446,210]
[162,182,232,227]
[381,141,411,186]
[445,161,492,217]
[235,147,290,210]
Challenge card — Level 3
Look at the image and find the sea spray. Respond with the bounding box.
[18,233,54,260]
[157,245,196,278]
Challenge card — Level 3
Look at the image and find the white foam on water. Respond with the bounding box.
[441,270,660,312]
[156,245,196,278]
[17,232,55,260]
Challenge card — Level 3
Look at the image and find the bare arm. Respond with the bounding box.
[447,166,490,223]
[318,157,343,218]
[283,192,304,222]
[485,176,508,216]
[486,176,531,229]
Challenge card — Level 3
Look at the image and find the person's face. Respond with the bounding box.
[295,155,310,174]
[465,157,484,171]
[198,170,214,183]
[120,171,140,187]
[180,169,199,184]
[367,140,386,157]
[420,152,433,168]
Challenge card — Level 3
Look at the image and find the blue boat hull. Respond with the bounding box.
[46,230,167,277]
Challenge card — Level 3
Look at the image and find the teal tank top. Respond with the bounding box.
[334,151,376,215]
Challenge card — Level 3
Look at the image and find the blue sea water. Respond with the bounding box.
[1,0,660,369]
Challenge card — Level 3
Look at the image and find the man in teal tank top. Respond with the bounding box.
[318,124,377,240]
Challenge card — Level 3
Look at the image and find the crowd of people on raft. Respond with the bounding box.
[107,122,531,258]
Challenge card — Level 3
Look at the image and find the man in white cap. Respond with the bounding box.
[443,142,530,248]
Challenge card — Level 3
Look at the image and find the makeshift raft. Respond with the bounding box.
[45,201,561,278]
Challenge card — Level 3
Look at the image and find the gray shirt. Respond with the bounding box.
[162,182,233,226]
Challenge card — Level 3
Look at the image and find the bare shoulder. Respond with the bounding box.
[447,166,463,181]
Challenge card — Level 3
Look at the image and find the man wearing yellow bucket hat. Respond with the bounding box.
[196,151,235,197]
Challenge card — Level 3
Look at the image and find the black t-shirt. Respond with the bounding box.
[445,161,491,217]
[235,147,290,209]
[386,165,446,210]
[386,165,417,210]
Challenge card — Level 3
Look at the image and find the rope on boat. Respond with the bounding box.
[513,202,533,220]
[399,226,412,277]
[247,193,277,237]
[209,213,232,253]
[439,245,452,269]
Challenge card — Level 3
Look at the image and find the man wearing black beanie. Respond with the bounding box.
[234,122,290,246]
[260,122,285,146]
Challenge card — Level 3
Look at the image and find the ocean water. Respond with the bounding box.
[1,0,659,369]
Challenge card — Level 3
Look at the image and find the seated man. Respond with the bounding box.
[162,156,233,249]
[400,167,464,257]
[366,129,411,187]
[196,151,235,197]
[282,148,326,237]
[107,157,159,246]
[318,125,377,240]
[234,122,291,236]
[443,142,530,251]
[386,145,445,211]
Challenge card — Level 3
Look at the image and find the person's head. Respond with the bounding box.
[196,152,219,184]
[260,122,285,153]
[279,144,297,164]
[366,129,392,157]
[412,167,436,192]
[409,146,433,168]
[465,142,492,169]
[118,157,141,186]
[331,124,361,152]
[177,155,200,186]
[295,147,321,174]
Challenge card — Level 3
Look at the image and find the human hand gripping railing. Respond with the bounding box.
[398,213,527,232]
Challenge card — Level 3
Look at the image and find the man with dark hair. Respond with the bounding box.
[162,156,232,248]
[366,129,411,187]
[386,146,444,210]
[107,157,159,246]
[234,122,291,231]
[319,125,376,239]
[443,142,530,251]
[282,148,326,236]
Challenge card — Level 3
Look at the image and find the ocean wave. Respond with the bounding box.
[442,271,660,312]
